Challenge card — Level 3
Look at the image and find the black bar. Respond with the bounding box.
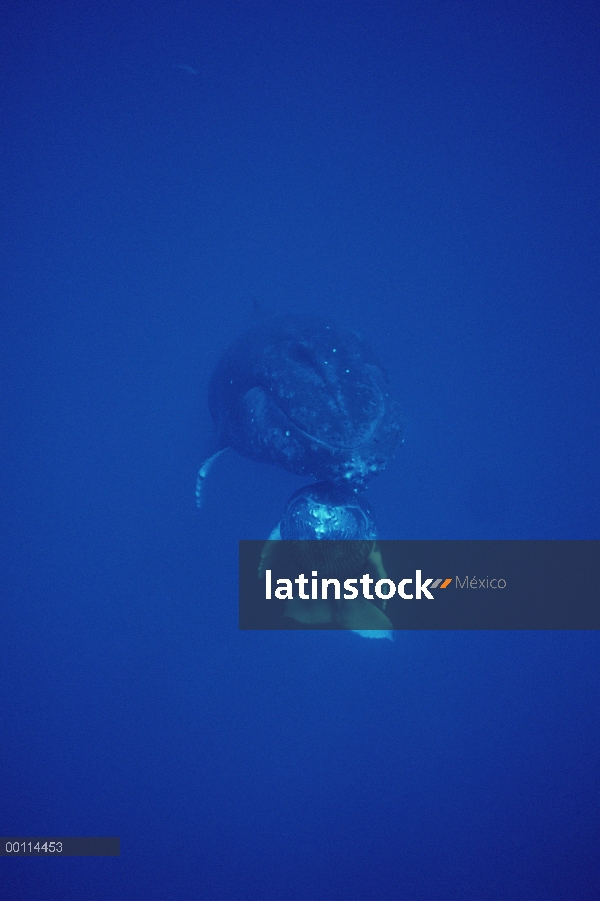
[240,539,600,630]
[0,838,120,856]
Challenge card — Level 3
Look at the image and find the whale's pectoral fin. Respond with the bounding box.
[338,597,393,631]
[284,597,334,625]
[352,630,394,640]
[258,525,282,578]
[195,448,228,508]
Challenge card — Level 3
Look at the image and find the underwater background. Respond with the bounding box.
[1,1,599,898]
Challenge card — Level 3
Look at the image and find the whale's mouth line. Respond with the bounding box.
[279,399,385,452]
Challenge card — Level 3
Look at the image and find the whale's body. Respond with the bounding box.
[206,316,403,487]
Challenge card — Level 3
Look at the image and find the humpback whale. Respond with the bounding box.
[196,316,403,505]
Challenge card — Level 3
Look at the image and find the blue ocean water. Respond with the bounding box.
[1,1,598,898]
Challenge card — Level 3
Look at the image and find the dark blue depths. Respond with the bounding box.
[1,0,599,899]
